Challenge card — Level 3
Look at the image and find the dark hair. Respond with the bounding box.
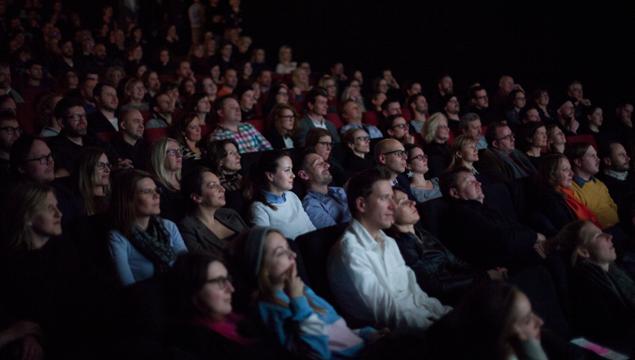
[170,252,225,319]
[184,93,209,114]
[439,166,472,198]
[10,135,39,176]
[249,150,291,210]
[205,139,240,174]
[93,82,115,100]
[459,112,480,131]
[517,122,546,152]
[484,121,509,146]
[305,87,328,108]
[565,142,594,165]
[211,95,238,124]
[181,166,215,210]
[0,109,17,122]
[381,113,405,134]
[53,96,84,123]
[537,153,568,190]
[346,167,392,218]
[110,169,157,239]
[469,85,486,100]
[304,128,332,152]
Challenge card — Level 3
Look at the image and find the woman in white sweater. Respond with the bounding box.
[249,151,315,240]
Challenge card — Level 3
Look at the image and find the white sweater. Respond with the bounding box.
[250,191,316,240]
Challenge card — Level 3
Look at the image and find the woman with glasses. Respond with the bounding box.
[170,252,279,359]
[264,103,297,150]
[74,147,111,216]
[405,144,442,203]
[178,166,247,259]
[422,112,452,178]
[150,137,186,222]
[109,169,187,287]
[304,128,346,186]
[342,128,373,178]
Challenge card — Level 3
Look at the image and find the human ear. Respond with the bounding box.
[355,197,366,214]
[576,247,591,260]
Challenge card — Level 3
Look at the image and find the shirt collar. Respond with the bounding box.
[263,191,286,204]
[604,169,629,181]
[573,175,594,187]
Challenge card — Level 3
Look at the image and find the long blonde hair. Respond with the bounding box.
[150,137,181,190]
[423,112,448,144]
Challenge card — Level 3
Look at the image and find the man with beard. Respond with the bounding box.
[88,83,119,134]
[112,109,147,170]
[556,100,580,135]
[598,142,633,213]
[298,152,351,229]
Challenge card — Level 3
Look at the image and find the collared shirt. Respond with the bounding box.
[302,187,352,229]
[604,169,629,181]
[210,122,273,154]
[340,123,384,139]
[571,175,619,228]
[263,191,286,204]
[327,220,451,334]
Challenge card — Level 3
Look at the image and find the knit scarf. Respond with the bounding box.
[128,217,176,274]
[559,187,603,228]
[192,313,257,346]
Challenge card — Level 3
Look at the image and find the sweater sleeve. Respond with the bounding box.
[108,231,135,287]
[259,296,330,359]
[164,219,188,255]
[250,202,271,227]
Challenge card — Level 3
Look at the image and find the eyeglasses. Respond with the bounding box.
[409,154,427,161]
[382,149,407,158]
[206,275,233,290]
[96,161,111,171]
[138,188,161,196]
[496,133,515,141]
[166,149,183,157]
[355,136,370,142]
[205,181,224,191]
[0,126,21,134]
[392,123,408,130]
[317,141,333,147]
[23,153,53,165]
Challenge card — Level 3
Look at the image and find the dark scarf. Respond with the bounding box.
[128,217,176,274]
[578,261,635,311]
[220,172,243,192]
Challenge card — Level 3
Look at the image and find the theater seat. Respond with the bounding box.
[417,197,451,240]
[566,134,597,149]
[362,111,379,126]
[144,128,168,144]
[247,118,264,132]
[96,131,116,143]
[325,113,343,129]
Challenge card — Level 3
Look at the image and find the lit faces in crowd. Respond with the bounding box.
[407,146,429,175]
[220,142,241,173]
[529,126,547,149]
[576,146,600,176]
[194,171,226,209]
[195,260,234,320]
[388,116,409,141]
[65,105,88,137]
[266,155,295,193]
[494,126,515,153]
[20,139,55,183]
[349,129,370,155]
[450,171,485,203]
[554,157,573,189]
[380,141,407,174]
[464,119,483,140]
[121,110,145,140]
[165,140,183,171]
[309,95,328,117]
[510,291,544,342]
[276,108,295,134]
[218,98,242,124]
[300,153,332,186]
[587,107,603,128]
[94,153,111,188]
[184,117,202,143]
[393,189,420,226]
[263,231,298,285]
[357,179,395,230]
[434,118,450,143]
[606,143,630,172]
[458,140,479,163]
[315,135,333,161]
[577,222,617,268]
[135,177,161,217]
[0,118,21,151]
[30,191,63,242]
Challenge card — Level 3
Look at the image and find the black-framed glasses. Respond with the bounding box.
[23,153,53,165]
[166,149,183,157]
[355,136,370,142]
[497,133,514,141]
[409,154,427,162]
[96,161,111,171]
[382,149,407,158]
[206,275,233,290]
[317,141,333,147]
[392,123,408,130]
[0,126,21,134]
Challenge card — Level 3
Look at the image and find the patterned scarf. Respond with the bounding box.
[128,216,176,274]
[220,172,243,192]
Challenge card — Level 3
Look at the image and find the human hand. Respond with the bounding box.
[284,264,304,298]
[116,158,134,170]
[534,234,547,259]
[21,335,44,360]
[404,133,415,144]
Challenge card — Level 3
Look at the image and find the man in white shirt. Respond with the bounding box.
[327,167,451,335]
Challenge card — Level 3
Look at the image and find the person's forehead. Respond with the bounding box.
[371,180,393,195]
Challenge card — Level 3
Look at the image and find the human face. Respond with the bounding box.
[408,83,422,96]
[464,119,482,140]
[377,79,389,94]
[388,116,409,140]
[500,76,514,94]
[343,101,362,123]
[385,101,402,116]
[220,143,241,172]
[351,129,370,154]
[393,189,419,226]
[196,97,211,114]
[0,119,21,150]
[525,109,541,123]
[618,104,633,124]
[275,86,289,104]
[444,96,460,114]
[224,70,238,88]
[474,89,488,109]
[155,94,173,114]
[276,109,295,133]
[65,106,88,136]
[587,108,603,128]
[579,222,617,267]
[435,119,450,143]
[559,101,575,119]
[380,142,407,174]
[303,153,332,186]
[184,117,202,142]
[263,231,297,285]
[130,81,146,102]
[121,110,145,139]
[494,126,515,153]
[99,85,119,112]
[93,153,111,187]
[196,261,234,319]
[165,140,183,171]
[21,140,55,183]
[267,156,294,193]
[577,146,600,176]
[537,91,549,107]
[530,126,547,148]
[439,76,453,93]
[513,91,526,109]
[196,171,226,208]
[568,83,583,100]
[452,171,484,202]
[323,79,337,98]
[310,95,328,117]
[134,177,161,217]
[407,147,428,175]
[511,292,543,341]
[460,141,479,163]
[360,180,395,230]
[608,143,630,171]
[202,79,217,97]
[556,158,573,188]
[31,191,63,240]
[219,98,241,124]
[315,135,332,160]
[146,72,160,93]
[548,127,566,146]
[240,89,255,110]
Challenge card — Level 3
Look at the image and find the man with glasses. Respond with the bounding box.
[339,99,383,139]
[0,110,21,177]
[467,85,495,125]
[479,121,536,183]
[384,114,415,145]
[295,87,341,147]
[298,152,351,229]
[375,138,414,198]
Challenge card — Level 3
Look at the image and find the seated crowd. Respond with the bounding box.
[2,1,635,360]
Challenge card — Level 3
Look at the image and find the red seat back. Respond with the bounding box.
[144,127,168,144]
[247,118,265,133]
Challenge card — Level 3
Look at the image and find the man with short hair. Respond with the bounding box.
[18,61,51,104]
[478,121,536,183]
[0,111,21,176]
[112,109,147,170]
[88,83,119,134]
[328,167,451,333]
[208,96,272,154]
[146,91,175,128]
[567,143,619,228]
[556,100,580,135]
[439,167,545,270]
[217,68,239,97]
[467,85,495,125]
[0,63,24,103]
[339,99,382,139]
[295,88,341,147]
[407,94,428,134]
[459,113,487,150]
[609,102,634,146]
[298,152,351,229]
[598,141,633,212]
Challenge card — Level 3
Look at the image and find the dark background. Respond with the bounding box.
[241,1,635,108]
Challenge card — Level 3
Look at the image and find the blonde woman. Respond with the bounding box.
[422,112,451,178]
[150,137,186,221]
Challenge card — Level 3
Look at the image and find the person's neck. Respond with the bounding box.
[267,187,284,196]
[308,182,328,194]
[167,173,180,189]
[219,120,238,132]
[93,185,106,196]
[446,112,459,121]
[30,233,49,250]
[588,124,599,133]
[553,143,565,153]
[527,147,541,157]
[393,222,415,234]
[574,170,592,181]
[461,160,475,170]
[353,149,366,158]
[591,260,610,272]
[358,218,382,242]
[307,112,323,122]
[123,133,138,146]
[66,134,83,145]
[100,108,115,119]
[413,111,427,121]
[346,118,362,126]
[195,205,218,227]
[186,138,199,152]
[135,216,150,231]
[28,78,41,87]
[410,171,428,185]
[197,112,207,121]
